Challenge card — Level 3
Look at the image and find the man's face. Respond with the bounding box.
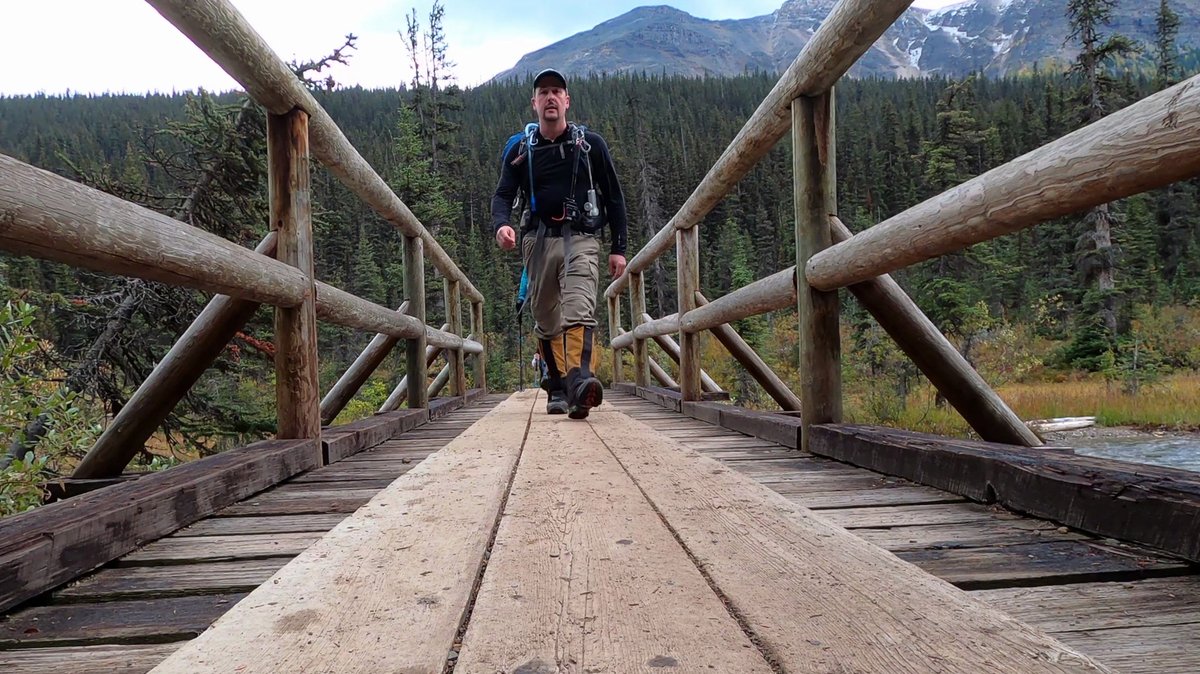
[532,85,570,124]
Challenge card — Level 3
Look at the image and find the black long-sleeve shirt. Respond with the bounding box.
[491,125,628,256]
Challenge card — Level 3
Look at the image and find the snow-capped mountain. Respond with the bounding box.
[490,0,1199,82]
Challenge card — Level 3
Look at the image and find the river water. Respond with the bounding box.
[1052,434,1200,473]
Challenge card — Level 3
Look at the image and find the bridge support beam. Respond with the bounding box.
[794,92,841,451]
[404,235,428,409]
[377,323,448,413]
[445,279,466,397]
[676,227,702,401]
[630,272,650,388]
[470,301,487,391]
[608,295,623,384]
[270,109,320,441]
[642,313,721,394]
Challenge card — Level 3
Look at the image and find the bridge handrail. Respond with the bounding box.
[146,0,483,304]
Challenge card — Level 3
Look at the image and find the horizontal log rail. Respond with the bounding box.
[0,154,308,307]
[145,0,483,304]
[604,0,912,299]
[806,73,1200,290]
[0,153,481,354]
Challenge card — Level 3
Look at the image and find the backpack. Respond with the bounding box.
[499,122,602,231]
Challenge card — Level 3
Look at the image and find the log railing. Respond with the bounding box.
[0,0,487,480]
[605,0,1200,450]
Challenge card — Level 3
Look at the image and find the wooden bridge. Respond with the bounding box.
[2,1,1200,672]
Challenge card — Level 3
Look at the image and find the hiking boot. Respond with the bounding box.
[568,376,603,420]
[546,389,568,415]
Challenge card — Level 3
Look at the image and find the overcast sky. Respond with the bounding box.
[1,1,961,96]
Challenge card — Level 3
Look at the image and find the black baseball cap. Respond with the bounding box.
[532,68,567,91]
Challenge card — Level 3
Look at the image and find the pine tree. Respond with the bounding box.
[1154,0,1181,90]
[1064,0,1138,367]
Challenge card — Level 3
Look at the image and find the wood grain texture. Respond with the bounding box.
[144,0,483,303]
[404,234,429,409]
[148,391,534,674]
[974,577,1200,633]
[604,0,913,297]
[314,281,481,353]
[828,216,1040,446]
[630,272,650,387]
[269,110,320,440]
[1,593,248,648]
[445,279,467,396]
[319,301,409,425]
[174,513,347,537]
[679,268,795,332]
[0,439,320,613]
[696,291,802,411]
[1053,623,1200,674]
[607,295,623,383]
[810,424,1200,562]
[471,300,487,390]
[0,643,183,674]
[676,226,702,401]
[806,74,1200,290]
[794,94,841,449]
[55,559,289,601]
[120,532,321,564]
[74,233,279,479]
[0,153,306,306]
[456,413,774,673]
[590,410,1108,672]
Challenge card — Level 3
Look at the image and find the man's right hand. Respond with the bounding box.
[496,225,516,250]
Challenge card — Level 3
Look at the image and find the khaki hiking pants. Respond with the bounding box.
[522,232,600,340]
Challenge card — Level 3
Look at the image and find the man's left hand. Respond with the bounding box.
[609,254,627,278]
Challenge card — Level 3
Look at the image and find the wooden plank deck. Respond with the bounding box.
[0,395,504,674]
[1,390,1196,672]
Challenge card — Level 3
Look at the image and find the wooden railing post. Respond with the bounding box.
[794,91,841,450]
[269,109,320,440]
[608,295,624,384]
[677,227,702,401]
[642,313,721,394]
[630,272,650,388]
[470,300,487,391]
[445,278,466,397]
[404,235,428,409]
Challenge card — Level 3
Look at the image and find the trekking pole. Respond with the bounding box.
[516,301,525,392]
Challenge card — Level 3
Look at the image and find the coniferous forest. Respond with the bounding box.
[1,2,1198,513]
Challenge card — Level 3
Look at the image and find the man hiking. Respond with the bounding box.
[492,68,628,418]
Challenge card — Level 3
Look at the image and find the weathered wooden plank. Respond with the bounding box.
[0,594,247,648]
[1053,623,1200,674]
[0,643,182,674]
[455,414,773,673]
[590,409,1106,672]
[899,541,1191,590]
[783,484,963,509]
[676,226,702,401]
[818,502,1016,529]
[320,409,426,464]
[174,513,346,537]
[287,463,416,482]
[0,439,320,613]
[854,519,1087,553]
[974,577,1200,632]
[214,492,373,516]
[149,391,533,673]
[810,424,1200,562]
[120,533,321,565]
[56,559,288,602]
